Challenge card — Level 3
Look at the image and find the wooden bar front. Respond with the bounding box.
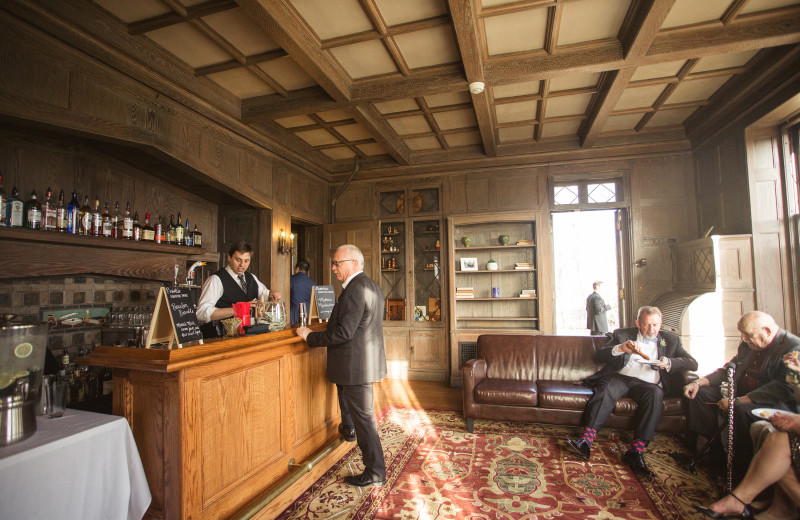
[83,325,343,520]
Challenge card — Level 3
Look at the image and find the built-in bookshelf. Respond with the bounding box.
[448,217,539,330]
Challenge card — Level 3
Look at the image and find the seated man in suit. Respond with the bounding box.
[684,310,800,484]
[567,306,698,477]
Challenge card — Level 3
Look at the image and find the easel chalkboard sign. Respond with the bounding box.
[145,286,204,348]
[308,285,335,322]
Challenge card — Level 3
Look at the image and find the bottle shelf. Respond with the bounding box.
[454,244,534,251]
[456,269,534,274]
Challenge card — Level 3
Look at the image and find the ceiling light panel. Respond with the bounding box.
[290,0,373,40]
[146,24,232,68]
[484,9,548,56]
[257,58,316,91]
[202,9,280,55]
[374,0,448,26]
[331,40,398,79]
[393,26,460,69]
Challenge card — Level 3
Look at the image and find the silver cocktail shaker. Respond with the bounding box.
[298,302,307,327]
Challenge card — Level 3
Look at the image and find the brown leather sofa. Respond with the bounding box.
[462,334,690,433]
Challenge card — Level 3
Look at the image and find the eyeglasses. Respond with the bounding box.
[331,258,355,267]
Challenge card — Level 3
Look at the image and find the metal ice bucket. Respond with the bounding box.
[0,395,36,446]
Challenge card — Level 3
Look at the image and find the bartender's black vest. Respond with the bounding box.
[214,268,258,307]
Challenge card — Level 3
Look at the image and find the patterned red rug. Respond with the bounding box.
[276,407,719,519]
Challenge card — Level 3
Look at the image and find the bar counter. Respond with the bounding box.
[82,324,348,520]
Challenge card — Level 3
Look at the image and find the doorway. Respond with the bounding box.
[552,210,624,335]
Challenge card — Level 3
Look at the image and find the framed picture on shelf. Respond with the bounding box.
[385,298,405,321]
[460,257,478,271]
[428,298,441,321]
[414,306,426,321]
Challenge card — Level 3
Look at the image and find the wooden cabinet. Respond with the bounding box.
[448,216,539,330]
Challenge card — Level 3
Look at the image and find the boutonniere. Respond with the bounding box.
[659,339,666,347]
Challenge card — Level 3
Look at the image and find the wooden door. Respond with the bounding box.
[410,329,446,372]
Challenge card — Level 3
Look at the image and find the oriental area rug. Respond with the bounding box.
[275,407,719,520]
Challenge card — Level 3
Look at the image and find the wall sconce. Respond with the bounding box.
[278,230,294,255]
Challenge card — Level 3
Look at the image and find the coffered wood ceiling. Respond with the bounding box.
[9,0,800,180]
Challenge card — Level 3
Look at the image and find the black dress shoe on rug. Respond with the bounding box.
[693,492,754,519]
[622,449,655,478]
[566,438,591,460]
[338,424,356,442]
[344,472,385,487]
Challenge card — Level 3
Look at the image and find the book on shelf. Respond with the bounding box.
[519,289,537,298]
[514,262,535,270]
[516,239,535,245]
[455,287,475,299]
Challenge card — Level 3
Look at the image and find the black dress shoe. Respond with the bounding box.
[344,472,385,487]
[693,492,754,519]
[622,449,655,478]
[566,438,591,460]
[338,424,356,442]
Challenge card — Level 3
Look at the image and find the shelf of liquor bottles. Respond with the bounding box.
[0,225,209,256]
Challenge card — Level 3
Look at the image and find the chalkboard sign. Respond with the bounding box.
[146,286,203,348]
[309,285,335,321]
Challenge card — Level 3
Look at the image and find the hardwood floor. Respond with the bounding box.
[373,378,462,412]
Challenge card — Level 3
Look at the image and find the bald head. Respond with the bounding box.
[737,311,780,350]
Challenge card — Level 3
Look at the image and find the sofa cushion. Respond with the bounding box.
[537,380,592,410]
[477,335,537,381]
[534,336,605,381]
[475,378,538,406]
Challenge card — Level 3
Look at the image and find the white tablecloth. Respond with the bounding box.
[0,409,151,520]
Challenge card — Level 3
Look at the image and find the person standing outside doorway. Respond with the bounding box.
[290,259,316,325]
[586,281,612,335]
[296,245,387,487]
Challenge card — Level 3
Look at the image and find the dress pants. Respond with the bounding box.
[337,383,386,480]
[584,374,664,441]
[685,385,769,482]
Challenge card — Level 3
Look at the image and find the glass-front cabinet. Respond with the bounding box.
[378,187,447,381]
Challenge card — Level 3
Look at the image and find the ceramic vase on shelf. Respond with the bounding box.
[462,236,472,247]
[487,259,498,270]
[499,234,510,245]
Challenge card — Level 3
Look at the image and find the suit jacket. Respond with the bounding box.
[586,291,611,332]
[585,327,698,396]
[704,329,800,407]
[290,271,317,324]
[305,272,387,385]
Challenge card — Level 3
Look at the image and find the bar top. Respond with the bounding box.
[79,322,327,373]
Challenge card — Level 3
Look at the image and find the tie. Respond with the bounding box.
[238,274,247,293]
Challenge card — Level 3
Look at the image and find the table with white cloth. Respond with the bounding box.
[0,408,151,520]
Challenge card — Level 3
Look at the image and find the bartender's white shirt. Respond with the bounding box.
[196,266,269,324]
[612,333,669,384]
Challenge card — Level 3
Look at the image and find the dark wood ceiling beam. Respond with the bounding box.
[479,0,558,18]
[579,68,636,147]
[352,105,412,165]
[358,0,410,76]
[235,0,352,103]
[195,49,289,76]
[242,87,341,121]
[448,0,496,156]
[127,0,237,34]
[320,16,451,49]
[544,5,562,55]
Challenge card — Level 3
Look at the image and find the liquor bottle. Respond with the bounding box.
[85,367,99,399]
[122,201,133,239]
[42,187,56,231]
[24,189,42,230]
[91,196,102,236]
[0,173,6,226]
[184,218,193,246]
[110,201,121,238]
[55,189,67,232]
[155,215,164,244]
[166,214,176,244]
[78,195,92,235]
[101,201,112,237]
[141,212,155,242]
[175,211,184,245]
[101,365,113,396]
[67,190,79,234]
[6,186,24,228]
[132,211,141,241]
[192,224,202,247]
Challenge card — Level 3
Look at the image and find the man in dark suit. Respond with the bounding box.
[586,281,612,335]
[567,306,698,477]
[290,259,317,325]
[684,311,800,483]
[296,244,387,487]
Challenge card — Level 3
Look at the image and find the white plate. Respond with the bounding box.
[751,408,783,419]
[636,359,662,365]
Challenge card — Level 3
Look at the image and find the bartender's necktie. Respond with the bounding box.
[238,274,247,293]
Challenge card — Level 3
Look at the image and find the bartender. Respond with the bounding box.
[196,241,281,337]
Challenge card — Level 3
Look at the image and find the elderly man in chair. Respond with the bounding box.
[567,306,697,477]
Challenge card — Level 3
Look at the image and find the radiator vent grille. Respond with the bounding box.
[459,341,478,367]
